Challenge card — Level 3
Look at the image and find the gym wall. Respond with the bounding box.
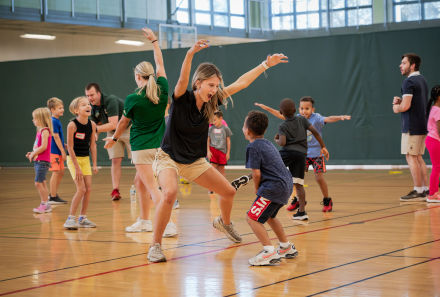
[1,26,439,167]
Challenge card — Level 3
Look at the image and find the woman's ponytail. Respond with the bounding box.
[134,62,160,104]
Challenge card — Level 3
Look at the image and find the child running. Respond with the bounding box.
[64,97,98,229]
[27,108,53,214]
[243,111,298,266]
[47,98,68,204]
[148,39,288,262]
[207,110,233,194]
[425,85,440,203]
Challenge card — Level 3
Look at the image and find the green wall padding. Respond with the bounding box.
[1,26,439,167]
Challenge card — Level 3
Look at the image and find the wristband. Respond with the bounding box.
[112,136,118,142]
[152,40,157,43]
[260,61,269,78]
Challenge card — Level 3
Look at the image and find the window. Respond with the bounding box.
[394,0,440,22]
[175,0,189,24]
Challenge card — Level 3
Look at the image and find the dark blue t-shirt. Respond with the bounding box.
[245,139,294,205]
[51,117,64,155]
[400,73,429,135]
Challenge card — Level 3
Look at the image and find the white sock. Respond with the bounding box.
[280,242,290,249]
[141,219,150,223]
[414,187,423,193]
[264,245,275,253]
[68,215,75,219]
[422,186,429,192]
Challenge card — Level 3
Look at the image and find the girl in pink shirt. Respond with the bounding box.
[26,108,53,213]
[425,85,440,202]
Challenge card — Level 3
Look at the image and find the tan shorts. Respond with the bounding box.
[153,148,211,182]
[107,127,132,159]
[401,133,426,155]
[132,148,158,165]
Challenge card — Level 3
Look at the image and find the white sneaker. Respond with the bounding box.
[78,216,97,228]
[163,222,178,237]
[172,200,180,210]
[277,243,299,259]
[63,217,78,230]
[126,218,153,232]
[148,243,167,262]
[248,249,282,266]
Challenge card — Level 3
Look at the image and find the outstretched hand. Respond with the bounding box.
[255,103,268,110]
[142,27,157,42]
[188,39,210,55]
[103,137,115,149]
[341,115,351,120]
[266,54,288,67]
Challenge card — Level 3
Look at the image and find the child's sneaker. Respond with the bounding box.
[286,197,307,211]
[277,243,299,259]
[33,203,52,214]
[63,217,78,230]
[208,190,214,194]
[78,216,97,228]
[292,210,308,220]
[126,218,153,232]
[213,215,242,243]
[427,192,440,203]
[231,175,250,191]
[248,249,282,266]
[321,197,333,212]
[172,200,180,209]
[111,189,121,201]
[48,195,67,204]
[163,222,178,237]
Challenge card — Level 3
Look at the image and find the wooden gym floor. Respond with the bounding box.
[0,168,439,296]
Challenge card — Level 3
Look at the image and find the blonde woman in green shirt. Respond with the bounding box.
[104,28,177,237]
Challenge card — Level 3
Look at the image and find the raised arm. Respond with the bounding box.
[142,27,166,78]
[174,40,209,99]
[255,103,284,120]
[224,54,288,96]
[324,115,351,123]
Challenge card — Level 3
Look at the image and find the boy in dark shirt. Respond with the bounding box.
[275,99,329,220]
[244,111,298,266]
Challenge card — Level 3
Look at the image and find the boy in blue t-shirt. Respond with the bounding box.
[243,110,298,266]
[47,98,67,204]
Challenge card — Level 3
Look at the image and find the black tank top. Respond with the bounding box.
[70,118,92,157]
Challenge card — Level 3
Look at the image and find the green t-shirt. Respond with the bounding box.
[123,77,169,151]
[91,93,126,132]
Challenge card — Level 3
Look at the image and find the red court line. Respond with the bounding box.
[1,205,438,296]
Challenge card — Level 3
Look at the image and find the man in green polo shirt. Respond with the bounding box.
[85,82,131,201]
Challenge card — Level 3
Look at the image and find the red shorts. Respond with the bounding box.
[49,154,65,171]
[209,146,227,165]
[305,157,326,173]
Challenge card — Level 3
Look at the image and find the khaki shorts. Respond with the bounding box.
[401,133,426,155]
[153,148,211,182]
[107,127,132,159]
[132,148,158,165]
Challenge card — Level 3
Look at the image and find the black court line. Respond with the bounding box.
[306,257,440,296]
[383,255,433,259]
[0,203,415,283]
[223,238,440,297]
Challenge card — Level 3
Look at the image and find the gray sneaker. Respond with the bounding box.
[400,190,426,202]
[63,217,78,230]
[172,200,180,210]
[78,216,97,228]
[213,215,242,243]
[148,243,167,262]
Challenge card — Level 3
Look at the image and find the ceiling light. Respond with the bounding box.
[20,34,56,40]
[115,40,145,46]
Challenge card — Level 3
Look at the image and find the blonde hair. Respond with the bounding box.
[32,108,53,134]
[192,63,232,123]
[69,96,88,116]
[47,97,63,111]
[134,61,160,104]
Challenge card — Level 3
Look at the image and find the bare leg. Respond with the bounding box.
[69,179,87,216]
[266,217,288,243]
[194,167,236,224]
[295,184,306,212]
[111,157,123,190]
[407,154,422,187]
[218,165,226,178]
[80,176,93,216]
[135,173,151,220]
[246,216,271,246]
[152,168,178,245]
[35,181,49,203]
[315,172,329,197]
[417,155,429,188]
[49,170,64,197]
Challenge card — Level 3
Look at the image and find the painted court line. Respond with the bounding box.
[0,205,438,296]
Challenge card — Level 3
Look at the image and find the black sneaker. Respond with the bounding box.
[48,195,67,205]
[292,210,308,221]
[231,175,250,191]
[400,190,426,202]
[424,190,429,197]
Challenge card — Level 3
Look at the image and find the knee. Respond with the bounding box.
[77,186,87,195]
[35,182,42,188]
[222,184,236,198]
[134,175,144,189]
[315,174,324,184]
[162,188,177,204]
[86,186,92,194]
[59,170,65,177]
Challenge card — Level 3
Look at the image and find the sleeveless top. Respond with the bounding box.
[34,127,52,162]
[69,119,92,157]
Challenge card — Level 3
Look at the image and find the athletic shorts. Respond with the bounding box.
[401,133,426,156]
[49,153,65,171]
[67,156,92,180]
[305,156,326,173]
[209,146,227,165]
[34,161,50,183]
[132,148,158,165]
[153,148,211,182]
[247,196,283,224]
[106,128,132,159]
[279,149,306,185]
